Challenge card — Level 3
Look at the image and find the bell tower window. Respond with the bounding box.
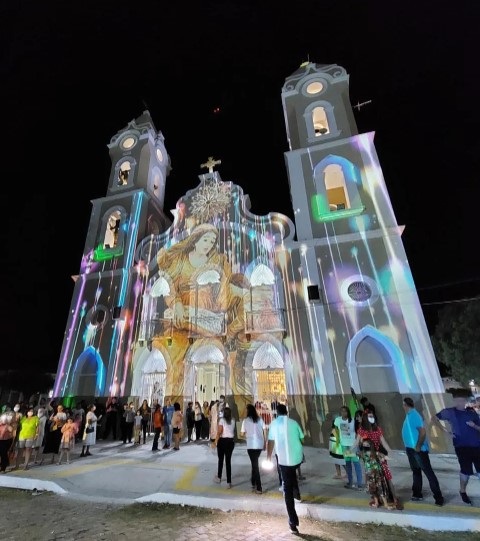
[312,106,329,136]
[311,155,365,222]
[324,164,350,210]
[118,160,131,186]
[304,101,339,142]
[104,210,121,249]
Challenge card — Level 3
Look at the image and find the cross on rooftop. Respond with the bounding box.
[201,156,221,173]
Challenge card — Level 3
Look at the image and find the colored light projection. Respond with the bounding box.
[55,171,297,411]
[277,132,443,408]
[54,192,146,398]
[132,173,295,410]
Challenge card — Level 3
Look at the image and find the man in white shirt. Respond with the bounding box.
[267,403,304,534]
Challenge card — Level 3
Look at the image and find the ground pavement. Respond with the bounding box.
[1,436,479,533]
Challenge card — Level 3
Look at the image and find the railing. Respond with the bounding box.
[138,308,286,342]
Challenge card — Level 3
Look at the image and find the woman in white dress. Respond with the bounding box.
[80,404,101,457]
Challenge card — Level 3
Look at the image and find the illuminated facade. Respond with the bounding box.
[53,64,449,449]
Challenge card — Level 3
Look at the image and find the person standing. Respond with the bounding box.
[42,404,67,465]
[432,394,480,505]
[171,402,183,451]
[0,413,14,473]
[185,402,195,443]
[103,397,119,441]
[140,399,151,445]
[58,417,78,465]
[354,411,401,510]
[401,397,444,506]
[209,400,219,442]
[123,402,135,444]
[15,406,39,470]
[213,406,235,487]
[240,403,266,494]
[162,399,174,449]
[201,401,210,440]
[334,406,363,489]
[193,402,203,442]
[151,403,163,451]
[266,403,304,534]
[80,404,100,457]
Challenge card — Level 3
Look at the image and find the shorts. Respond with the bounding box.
[17,439,34,449]
[455,446,480,476]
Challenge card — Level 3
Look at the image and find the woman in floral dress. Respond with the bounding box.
[354,411,402,510]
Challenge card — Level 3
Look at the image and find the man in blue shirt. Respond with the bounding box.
[162,398,174,449]
[401,397,444,506]
[267,403,304,534]
[432,394,480,505]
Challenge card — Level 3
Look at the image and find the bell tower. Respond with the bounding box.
[53,111,171,399]
[279,62,448,449]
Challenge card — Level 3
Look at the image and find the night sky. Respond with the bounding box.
[2,1,478,375]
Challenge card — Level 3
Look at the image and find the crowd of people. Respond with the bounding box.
[1,391,479,535]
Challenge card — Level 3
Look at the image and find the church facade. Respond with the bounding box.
[53,63,449,449]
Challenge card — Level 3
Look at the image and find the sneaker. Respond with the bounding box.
[294,497,302,503]
[344,483,356,489]
[254,489,263,494]
[297,475,306,481]
[460,492,472,505]
[410,496,423,502]
[279,486,284,492]
[434,498,445,507]
[213,476,221,483]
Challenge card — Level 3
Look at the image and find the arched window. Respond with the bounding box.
[304,101,339,142]
[113,158,136,190]
[94,207,127,261]
[324,163,350,210]
[312,155,365,222]
[103,210,122,248]
[312,106,330,136]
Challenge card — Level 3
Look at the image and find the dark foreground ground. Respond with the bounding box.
[2,488,479,541]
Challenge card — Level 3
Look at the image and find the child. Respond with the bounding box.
[134,410,142,445]
[58,418,78,465]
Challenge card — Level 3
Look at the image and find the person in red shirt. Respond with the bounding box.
[151,404,163,451]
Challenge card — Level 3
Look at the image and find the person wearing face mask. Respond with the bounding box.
[0,413,14,473]
[32,408,47,464]
[354,410,402,510]
[9,404,22,465]
[15,407,39,470]
[41,404,67,465]
[80,404,101,457]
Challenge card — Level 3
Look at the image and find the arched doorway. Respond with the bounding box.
[71,346,105,396]
[132,348,167,408]
[186,341,226,405]
[251,342,286,428]
[346,325,418,395]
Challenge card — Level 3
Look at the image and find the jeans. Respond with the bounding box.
[405,447,443,501]
[247,449,262,490]
[164,424,172,447]
[279,463,301,528]
[217,438,235,483]
[345,457,363,486]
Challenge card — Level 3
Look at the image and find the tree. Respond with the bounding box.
[431,300,480,387]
